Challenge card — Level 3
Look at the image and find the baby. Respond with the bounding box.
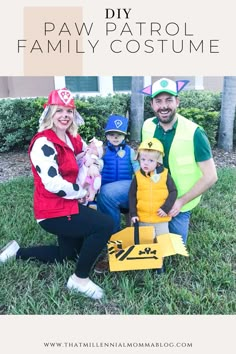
[77,137,104,202]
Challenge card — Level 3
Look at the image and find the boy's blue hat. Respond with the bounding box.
[105,114,128,135]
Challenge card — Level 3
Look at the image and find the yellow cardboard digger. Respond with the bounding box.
[107,223,188,272]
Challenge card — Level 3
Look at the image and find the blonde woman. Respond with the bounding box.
[0,88,113,300]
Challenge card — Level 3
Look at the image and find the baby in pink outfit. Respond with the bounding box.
[77,137,104,202]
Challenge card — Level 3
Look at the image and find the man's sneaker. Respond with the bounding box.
[0,240,20,263]
[94,255,109,274]
[67,275,104,300]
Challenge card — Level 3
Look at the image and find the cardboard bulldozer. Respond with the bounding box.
[107,223,189,272]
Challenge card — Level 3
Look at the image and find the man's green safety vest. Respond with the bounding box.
[142,114,202,211]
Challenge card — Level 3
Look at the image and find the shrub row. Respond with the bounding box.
[0,91,221,152]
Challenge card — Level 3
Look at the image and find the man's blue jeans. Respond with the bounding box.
[97,180,131,233]
[169,211,191,245]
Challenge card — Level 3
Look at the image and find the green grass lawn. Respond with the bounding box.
[0,168,235,315]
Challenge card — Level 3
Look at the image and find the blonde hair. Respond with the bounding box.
[38,105,79,137]
[138,149,163,164]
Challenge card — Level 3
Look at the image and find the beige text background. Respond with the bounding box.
[0,0,236,75]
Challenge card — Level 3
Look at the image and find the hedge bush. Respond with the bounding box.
[0,91,220,152]
[177,90,221,111]
[0,98,42,152]
[178,108,219,146]
[76,94,130,142]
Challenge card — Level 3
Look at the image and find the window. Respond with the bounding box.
[65,77,99,92]
[113,76,132,91]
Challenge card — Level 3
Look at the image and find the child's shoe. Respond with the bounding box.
[0,240,20,263]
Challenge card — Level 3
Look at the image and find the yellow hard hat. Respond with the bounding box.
[138,138,164,155]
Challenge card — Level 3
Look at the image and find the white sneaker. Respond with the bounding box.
[67,275,104,300]
[0,240,20,263]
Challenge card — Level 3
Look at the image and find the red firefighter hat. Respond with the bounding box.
[39,88,84,126]
[44,88,76,108]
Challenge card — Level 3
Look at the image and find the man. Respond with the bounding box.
[141,78,218,244]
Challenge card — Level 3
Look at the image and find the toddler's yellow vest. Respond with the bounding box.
[136,169,171,223]
[169,114,202,211]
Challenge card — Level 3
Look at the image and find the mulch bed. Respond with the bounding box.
[0,148,235,183]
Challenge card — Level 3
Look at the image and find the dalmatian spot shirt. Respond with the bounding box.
[30,135,88,201]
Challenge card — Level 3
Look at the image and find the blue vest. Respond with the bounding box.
[101,143,133,185]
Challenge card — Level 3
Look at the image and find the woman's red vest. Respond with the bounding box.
[28,129,83,219]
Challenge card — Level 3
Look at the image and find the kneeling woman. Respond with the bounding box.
[0,88,114,300]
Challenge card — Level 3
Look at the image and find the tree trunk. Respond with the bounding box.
[129,76,144,143]
[218,76,236,152]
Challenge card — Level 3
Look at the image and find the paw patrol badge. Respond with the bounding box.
[117,149,126,158]
[151,174,160,183]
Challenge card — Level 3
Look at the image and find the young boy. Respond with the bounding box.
[95,114,139,273]
[129,138,177,238]
[97,114,139,232]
